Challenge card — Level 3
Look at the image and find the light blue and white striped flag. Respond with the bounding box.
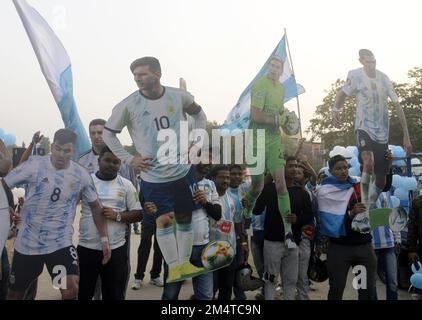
[13,0,90,158]
[317,176,359,238]
[220,34,305,133]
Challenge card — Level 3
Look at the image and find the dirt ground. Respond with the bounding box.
[4,208,410,300]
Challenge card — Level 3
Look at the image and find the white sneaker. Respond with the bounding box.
[131,279,142,290]
[150,277,164,287]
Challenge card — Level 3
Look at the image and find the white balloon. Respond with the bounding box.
[329,146,352,159]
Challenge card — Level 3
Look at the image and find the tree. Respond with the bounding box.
[307,67,422,154]
[306,79,356,153]
[389,67,422,150]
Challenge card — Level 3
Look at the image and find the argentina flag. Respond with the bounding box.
[220,34,305,133]
[316,176,360,238]
[13,0,90,158]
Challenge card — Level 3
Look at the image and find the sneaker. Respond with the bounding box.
[351,212,371,233]
[167,265,182,283]
[149,277,163,287]
[180,261,204,278]
[131,279,142,290]
[285,233,297,249]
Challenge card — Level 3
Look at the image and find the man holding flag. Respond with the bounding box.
[243,55,297,249]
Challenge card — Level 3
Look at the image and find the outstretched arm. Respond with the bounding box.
[185,102,207,131]
[393,102,412,155]
[19,131,44,165]
[331,90,347,128]
[103,129,133,164]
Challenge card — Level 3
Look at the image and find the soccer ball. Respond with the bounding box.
[201,240,235,270]
[282,110,300,136]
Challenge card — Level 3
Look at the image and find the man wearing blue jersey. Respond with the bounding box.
[4,129,110,300]
[332,49,412,232]
[103,57,207,283]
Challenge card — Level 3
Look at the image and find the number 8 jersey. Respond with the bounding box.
[4,156,98,255]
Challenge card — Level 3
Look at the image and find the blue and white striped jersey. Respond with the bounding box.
[342,68,398,144]
[5,156,98,255]
[209,192,241,252]
[228,184,247,223]
[372,191,401,249]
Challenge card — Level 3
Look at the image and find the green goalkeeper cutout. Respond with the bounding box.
[242,55,298,249]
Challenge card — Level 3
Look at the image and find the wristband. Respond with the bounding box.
[101,236,108,244]
[274,114,280,126]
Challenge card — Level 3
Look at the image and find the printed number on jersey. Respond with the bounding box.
[154,116,170,130]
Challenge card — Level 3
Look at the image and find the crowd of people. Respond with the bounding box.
[0,50,421,301]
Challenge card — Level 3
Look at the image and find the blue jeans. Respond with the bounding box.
[162,244,213,300]
[375,248,398,300]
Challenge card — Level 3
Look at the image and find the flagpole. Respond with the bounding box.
[284,28,303,139]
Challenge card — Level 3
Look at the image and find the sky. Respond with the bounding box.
[1,0,421,147]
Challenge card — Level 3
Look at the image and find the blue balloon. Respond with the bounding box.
[390,196,400,208]
[392,175,403,188]
[3,134,16,146]
[395,146,406,158]
[411,262,422,274]
[402,177,417,191]
[350,156,360,168]
[346,146,359,158]
[411,274,422,290]
[348,166,361,177]
[394,187,409,201]
[393,159,406,167]
[390,145,406,167]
